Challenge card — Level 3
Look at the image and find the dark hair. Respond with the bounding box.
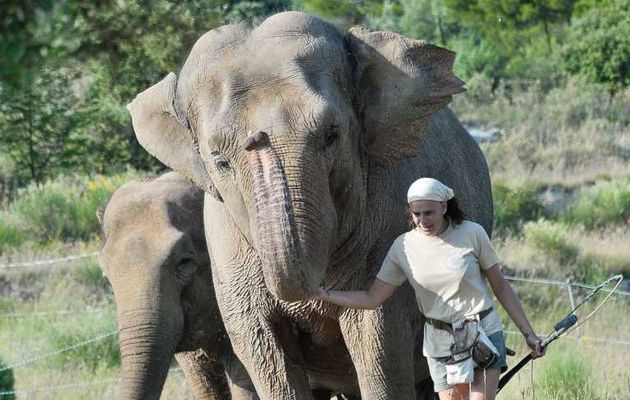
[445,197,467,226]
[406,197,468,229]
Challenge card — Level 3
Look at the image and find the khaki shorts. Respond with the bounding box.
[427,331,508,393]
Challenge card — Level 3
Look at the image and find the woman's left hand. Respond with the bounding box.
[525,333,546,359]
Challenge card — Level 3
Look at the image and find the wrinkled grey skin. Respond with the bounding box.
[128,12,492,399]
[98,172,257,400]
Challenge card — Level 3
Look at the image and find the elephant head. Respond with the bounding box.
[98,172,227,399]
[128,12,465,302]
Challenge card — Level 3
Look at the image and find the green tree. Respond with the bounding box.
[443,0,573,84]
[444,0,573,48]
[0,1,228,186]
[223,0,292,23]
[0,68,84,185]
[294,0,382,26]
[564,0,630,97]
[0,0,71,89]
[366,0,454,45]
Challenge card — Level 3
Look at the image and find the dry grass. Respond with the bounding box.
[452,77,630,187]
[498,295,630,400]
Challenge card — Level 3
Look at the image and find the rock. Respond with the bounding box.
[465,125,501,143]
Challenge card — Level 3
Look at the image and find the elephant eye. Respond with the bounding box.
[324,125,340,148]
[176,257,197,283]
[211,152,231,172]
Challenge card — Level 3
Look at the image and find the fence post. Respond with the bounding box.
[565,279,582,337]
[565,279,576,310]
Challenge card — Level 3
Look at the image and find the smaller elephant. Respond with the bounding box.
[97,171,256,400]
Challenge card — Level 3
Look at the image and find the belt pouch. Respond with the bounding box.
[445,356,475,385]
[472,326,499,369]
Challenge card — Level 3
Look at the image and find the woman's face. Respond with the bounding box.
[408,200,447,236]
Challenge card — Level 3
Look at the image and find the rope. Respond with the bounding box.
[503,330,630,346]
[504,275,630,297]
[0,330,118,372]
[0,252,99,269]
[563,274,624,334]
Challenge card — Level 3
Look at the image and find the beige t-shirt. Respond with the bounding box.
[376,220,503,357]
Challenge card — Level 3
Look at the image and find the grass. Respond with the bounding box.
[497,284,630,400]
[561,179,630,230]
[539,348,599,400]
[451,77,630,187]
[492,182,545,235]
[0,243,193,399]
[522,220,579,265]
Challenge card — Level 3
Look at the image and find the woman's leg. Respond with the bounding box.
[470,368,500,400]
[436,367,500,400]
[437,384,469,400]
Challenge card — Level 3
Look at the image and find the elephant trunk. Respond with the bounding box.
[117,309,182,400]
[245,131,310,301]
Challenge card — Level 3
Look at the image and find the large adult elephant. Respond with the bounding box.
[128,12,492,400]
[98,172,257,400]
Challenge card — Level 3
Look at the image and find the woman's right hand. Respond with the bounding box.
[525,332,546,359]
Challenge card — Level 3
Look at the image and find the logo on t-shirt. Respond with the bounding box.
[444,249,473,272]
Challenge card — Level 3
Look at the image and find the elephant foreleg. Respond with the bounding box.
[223,351,259,400]
[339,292,417,400]
[175,349,229,400]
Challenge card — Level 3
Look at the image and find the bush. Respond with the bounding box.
[0,357,15,400]
[51,330,120,372]
[562,180,630,230]
[0,213,26,254]
[10,180,77,242]
[73,260,112,297]
[523,219,578,264]
[492,183,544,234]
[5,169,145,246]
[540,348,600,400]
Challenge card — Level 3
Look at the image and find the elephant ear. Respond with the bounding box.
[346,26,466,166]
[127,73,214,195]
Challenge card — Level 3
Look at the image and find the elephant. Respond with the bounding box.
[127,11,492,400]
[97,171,258,400]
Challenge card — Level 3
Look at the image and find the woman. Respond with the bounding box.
[310,178,545,400]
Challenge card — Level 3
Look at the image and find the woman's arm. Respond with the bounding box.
[485,264,545,359]
[309,278,399,310]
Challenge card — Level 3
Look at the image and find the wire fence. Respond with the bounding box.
[0,308,112,319]
[0,253,99,270]
[0,253,628,396]
[0,367,183,397]
[0,330,118,373]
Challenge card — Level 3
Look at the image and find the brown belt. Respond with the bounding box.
[425,307,493,334]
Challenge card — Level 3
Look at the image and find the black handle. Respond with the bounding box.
[553,314,577,333]
[497,354,532,393]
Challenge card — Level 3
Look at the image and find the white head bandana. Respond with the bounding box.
[407,178,454,203]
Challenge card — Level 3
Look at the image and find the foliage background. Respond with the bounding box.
[1,0,628,195]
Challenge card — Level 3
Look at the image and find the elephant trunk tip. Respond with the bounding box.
[243,131,270,151]
[268,282,310,303]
